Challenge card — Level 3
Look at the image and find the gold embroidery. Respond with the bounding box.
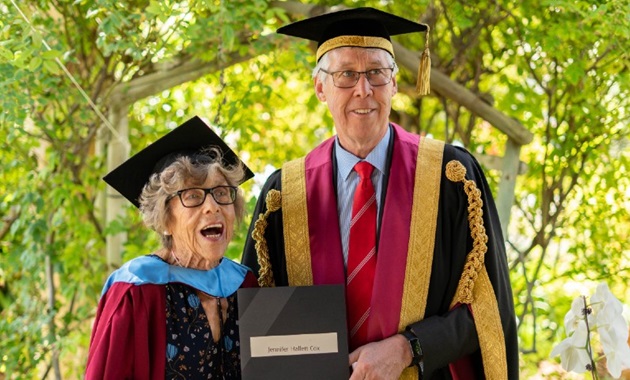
[251,190,282,287]
[472,268,507,380]
[317,36,394,61]
[445,160,486,306]
[282,158,313,286]
[446,159,507,380]
[398,138,444,380]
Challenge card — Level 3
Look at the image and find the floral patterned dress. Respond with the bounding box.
[164,283,241,379]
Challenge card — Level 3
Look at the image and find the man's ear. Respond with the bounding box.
[314,77,326,102]
[391,75,398,97]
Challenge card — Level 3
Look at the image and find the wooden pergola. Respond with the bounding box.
[101,2,533,269]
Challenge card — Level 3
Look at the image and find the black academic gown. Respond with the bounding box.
[242,128,519,380]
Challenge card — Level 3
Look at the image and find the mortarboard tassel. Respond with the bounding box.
[416,26,431,96]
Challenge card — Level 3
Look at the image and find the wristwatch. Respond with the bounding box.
[401,329,424,368]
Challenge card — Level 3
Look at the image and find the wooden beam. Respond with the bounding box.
[110,39,273,107]
[105,105,129,270]
[474,153,528,175]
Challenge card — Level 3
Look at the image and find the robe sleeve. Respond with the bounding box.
[241,270,260,288]
[407,146,519,379]
[85,283,166,380]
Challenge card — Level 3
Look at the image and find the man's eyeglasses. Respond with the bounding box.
[168,186,237,208]
[319,68,395,88]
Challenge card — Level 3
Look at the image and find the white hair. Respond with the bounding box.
[312,47,399,80]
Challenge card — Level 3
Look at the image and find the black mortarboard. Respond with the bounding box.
[277,7,431,95]
[103,116,254,208]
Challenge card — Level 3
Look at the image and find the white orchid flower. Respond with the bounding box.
[552,282,630,378]
[551,319,592,373]
[599,324,630,378]
[591,283,624,326]
[565,296,589,335]
[590,283,630,378]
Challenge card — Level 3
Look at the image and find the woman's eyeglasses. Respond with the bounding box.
[168,186,237,208]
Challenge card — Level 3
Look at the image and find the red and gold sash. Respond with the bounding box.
[282,124,443,379]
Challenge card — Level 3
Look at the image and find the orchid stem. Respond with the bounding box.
[582,295,600,380]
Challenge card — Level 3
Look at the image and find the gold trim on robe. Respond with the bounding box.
[398,138,444,380]
[281,157,313,286]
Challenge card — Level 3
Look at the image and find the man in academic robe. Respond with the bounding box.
[242,7,519,380]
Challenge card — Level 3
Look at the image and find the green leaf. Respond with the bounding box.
[223,25,235,52]
[565,63,585,85]
[42,59,61,74]
[0,46,14,62]
[27,56,42,71]
[146,0,163,16]
[41,50,62,60]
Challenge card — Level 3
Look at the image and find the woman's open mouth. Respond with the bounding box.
[200,223,223,238]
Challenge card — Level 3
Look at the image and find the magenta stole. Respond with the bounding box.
[303,123,419,343]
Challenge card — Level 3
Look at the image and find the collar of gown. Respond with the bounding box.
[101,255,249,298]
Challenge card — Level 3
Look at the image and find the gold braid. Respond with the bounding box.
[445,160,488,305]
[251,189,282,287]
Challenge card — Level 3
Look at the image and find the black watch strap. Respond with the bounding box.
[401,329,424,368]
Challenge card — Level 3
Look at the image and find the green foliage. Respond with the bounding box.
[0,0,277,376]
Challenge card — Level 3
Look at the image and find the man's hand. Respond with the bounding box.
[348,334,411,380]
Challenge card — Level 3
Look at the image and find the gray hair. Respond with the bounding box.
[138,147,246,249]
[312,48,399,81]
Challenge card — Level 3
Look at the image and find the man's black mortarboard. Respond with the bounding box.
[104,116,254,208]
[277,7,432,95]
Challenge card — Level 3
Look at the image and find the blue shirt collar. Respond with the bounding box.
[335,125,391,180]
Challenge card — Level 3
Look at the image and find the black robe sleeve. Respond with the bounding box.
[407,145,519,379]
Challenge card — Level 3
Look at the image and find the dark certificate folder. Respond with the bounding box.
[238,285,349,379]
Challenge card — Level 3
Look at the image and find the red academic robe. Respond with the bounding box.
[85,264,257,380]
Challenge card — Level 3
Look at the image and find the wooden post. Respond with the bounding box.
[95,124,107,232]
[496,138,521,238]
[105,104,129,270]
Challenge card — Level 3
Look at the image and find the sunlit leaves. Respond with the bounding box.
[0,46,13,61]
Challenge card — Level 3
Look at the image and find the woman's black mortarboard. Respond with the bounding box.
[103,116,254,208]
[277,7,431,95]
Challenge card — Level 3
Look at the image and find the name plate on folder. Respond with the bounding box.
[238,285,349,380]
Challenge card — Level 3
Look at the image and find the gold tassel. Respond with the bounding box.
[416,26,431,96]
[251,189,282,287]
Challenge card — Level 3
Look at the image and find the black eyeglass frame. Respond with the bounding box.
[168,186,238,208]
[319,67,395,88]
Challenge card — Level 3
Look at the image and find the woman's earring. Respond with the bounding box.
[163,231,171,236]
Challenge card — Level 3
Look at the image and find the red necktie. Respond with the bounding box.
[346,161,377,350]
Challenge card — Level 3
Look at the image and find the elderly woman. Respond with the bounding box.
[85,116,257,379]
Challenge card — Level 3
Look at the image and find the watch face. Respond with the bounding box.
[403,330,423,366]
[411,339,422,357]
